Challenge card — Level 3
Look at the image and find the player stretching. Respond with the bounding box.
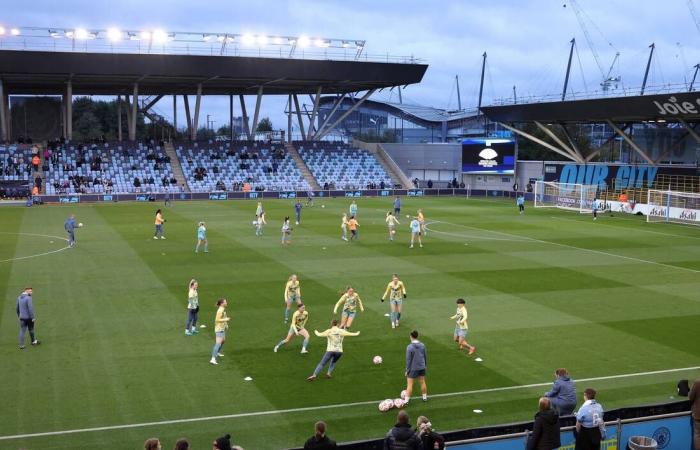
[283,274,302,323]
[516,194,525,215]
[386,212,400,241]
[274,303,310,354]
[417,209,426,236]
[306,319,360,381]
[281,216,292,245]
[185,279,200,335]
[209,298,230,365]
[340,213,349,241]
[334,287,364,329]
[409,217,423,248]
[195,222,208,253]
[154,209,166,239]
[255,212,267,236]
[381,274,406,329]
[450,298,475,355]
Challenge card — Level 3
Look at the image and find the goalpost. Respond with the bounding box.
[534,181,598,213]
[646,189,700,226]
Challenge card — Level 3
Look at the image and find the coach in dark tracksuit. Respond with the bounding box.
[17,287,39,349]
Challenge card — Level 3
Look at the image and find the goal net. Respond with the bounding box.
[646,189,700,226]
[534,181,598,213]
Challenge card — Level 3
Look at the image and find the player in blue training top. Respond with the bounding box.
[294,199,303,225]
[195,222,208,253]
[516,194,525,215]
[349,200,358,218]
[592,198,599,221]
[64,214,78,248]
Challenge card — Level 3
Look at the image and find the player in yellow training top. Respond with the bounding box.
[334,286,364,329]
[283,274,302,323]
[385,212,400,241]
[274,303,310,354]
[381,274,406,329]
[450,298,475,355]
[306,319,360,380]
[341,213,349,241]
[209,298,231,365]
[417,209,426,236]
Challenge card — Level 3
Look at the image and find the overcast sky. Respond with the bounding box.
[4,0,700,131]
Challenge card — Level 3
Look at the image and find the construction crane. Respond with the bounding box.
[564,0,620,91]
[688,0,700,35]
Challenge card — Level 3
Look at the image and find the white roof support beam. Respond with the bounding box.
[534,121,584,163]
[316,89,376,141]
[497,122,580,162]
[606,119,655,165]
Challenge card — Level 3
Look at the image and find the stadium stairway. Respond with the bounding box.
[164,141,190,192]
[353,140,411,188]
[285,142,321,190]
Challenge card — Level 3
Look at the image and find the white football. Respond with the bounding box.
[321,205,325,208]
[78,223,83,227]
[393,398,406,408]
[378,399,392,412]
[406,215,410,218]
[252,221,257,226]
[373,355,383,365]
[400,390,409,400]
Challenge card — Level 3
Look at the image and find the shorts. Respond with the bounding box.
[390,298,403,307]
[289,325,305,335]
[454,327,467,338]
[351,229,357,236]
[407,369,426,379]
[215,331,226,339]
[286,293,300,304]
[342,310,356,319]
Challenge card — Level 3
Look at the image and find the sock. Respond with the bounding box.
[397,312,401,320]
[284,309,290,321]
[276,339,286,348]
[302,338,308,350]
[390,312,396,323]
[204,243,208,252]
[195,242,200,252]
[211,342,221,359]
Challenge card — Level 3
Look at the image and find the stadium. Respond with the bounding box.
[1,2,699,450]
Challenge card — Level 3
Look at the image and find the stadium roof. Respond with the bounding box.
[0,50,428,96]
[480,91,700,123]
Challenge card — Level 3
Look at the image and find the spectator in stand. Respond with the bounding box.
[575,388,605,450]
[384,410,421,450]
[173,438,189,450]
[527,397,560,450]
[143,438,161,450]
[544,368,577,416]
[31,154,40,171]
[415,416,445,450]
[303,421,337,449]
[427,179,433,188]
[690,378,700,450]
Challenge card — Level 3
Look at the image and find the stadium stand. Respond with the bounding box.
[176,141,310,192]
[42,142,176,195]
[0,144,35,182]
[296,141,393,190]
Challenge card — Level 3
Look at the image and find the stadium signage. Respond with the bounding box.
[59,195,80,203]
[653,96,699,116]
[278,192,296,199]
[209,193,227,200]
[102,195,113,202]
[408,190,424,196]
[552,164,660,189]
[379,190,391,196]
[345,191,362,197]
[247,192,259,199]
[478,148,499,168]
[135,194,149,201]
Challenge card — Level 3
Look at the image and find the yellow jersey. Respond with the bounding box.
[214,306,229,332]
[155,213,164,225]
[285,280,301,298]
[382,280,406,301]
[314,326,359,353]
[417,212,425,223]
[451,305,468,330]
[341,216,348,229]
[334,293,364,313]
[291,310,309,331]
[386,215,400,227]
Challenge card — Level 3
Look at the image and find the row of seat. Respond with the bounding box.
[297,142,392,189]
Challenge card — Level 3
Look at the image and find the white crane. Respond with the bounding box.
[688,0,700,35]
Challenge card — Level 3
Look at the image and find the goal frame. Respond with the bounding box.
[533,181,597,213]
[646,189,700,226]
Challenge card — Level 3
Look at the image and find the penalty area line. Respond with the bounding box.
[1,365,699,441]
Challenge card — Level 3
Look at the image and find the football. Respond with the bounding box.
[391,229,396,235]
[378,399,392,412]
[400,390,409,400]
[406,214,410,218]
[393,398,406,408]
[321,205,325,208]
[372,355,383,365]
[252,221,257,226]
[78,223,84,227]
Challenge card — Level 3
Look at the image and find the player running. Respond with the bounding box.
[255,201,263,218]
[417,209,426,236]
[209,298,230,365]
[348,216,359,241]
[349,200,358,218]
[306,319,360,381]
[283,274,302,323]
[154,209,166,239]
[306,190,314,207]
[195,222,208,253]
[255,212,267,236]
[516,194,525,215]
[381,274,407,329]
[294,199,303,225]
[340,213,349,241]
[409,217,423,248]
[274,303,310,354]
[185,279,200,335]
[281,216,292,245]
[334,287,364,329]
[385,212,400,241]
[450,298,475,355]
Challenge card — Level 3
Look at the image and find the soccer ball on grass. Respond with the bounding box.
[78,223,84,227]
[372,355,383,365]
[378,399,393,412]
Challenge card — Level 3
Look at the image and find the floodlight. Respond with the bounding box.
[297,36,310,47]
[203,34,216,42]
[49,30,61,38]
[65,30,74,38]
[272,36,284,45]
[314,38,329,48]
[0,26,6,35]
[287,37,297,45]
[107,28,122,41]
[152,29,168,43]
[74,28,90,40]
[139,30,151,41]
[10,28,20,36]
[241,34,255,45]
[342,41,351,48]
[256,35,268,45]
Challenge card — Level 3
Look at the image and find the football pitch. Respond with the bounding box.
[1,196,699,450]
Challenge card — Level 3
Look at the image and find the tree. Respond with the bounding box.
[256,117,273,132]
[196,126,216,141]
[73,110,103,141]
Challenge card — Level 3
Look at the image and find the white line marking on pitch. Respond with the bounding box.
[0,232,70,264]
[424,222,526,242]
[549,215,700,241]
[429,220,700,274]
[1,365,698,441]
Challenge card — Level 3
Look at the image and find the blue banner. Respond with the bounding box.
[619,416,691,450]
[544,163,698,190]
[59,195,80,203]
[208,193,228,200]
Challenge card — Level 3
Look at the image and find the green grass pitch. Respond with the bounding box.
[1,196,699,449]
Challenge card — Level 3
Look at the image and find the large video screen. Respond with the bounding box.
[462,138,515,174]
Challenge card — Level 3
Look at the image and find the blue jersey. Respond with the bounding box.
[64,218,75,232]
[516,196,524,206]
[349,204,357,215]
[592,200,599,211]
[410,219,421,233]
[394,198,401,209]
[197,226,206,240]
[294,202,302,213]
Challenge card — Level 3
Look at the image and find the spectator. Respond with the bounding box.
[213,433,233,450]
[690,378,700,450]
[459,181,465,188]
[415,416,444,450]
[574,388,605,450]
[303,421,337,449]
[427,179,433,188]
[527,181,533,192]
[143,438,161,450]
[527,397,560,450]
[544,368,577,416]
[384,410,421,450]
[173,438,189,450]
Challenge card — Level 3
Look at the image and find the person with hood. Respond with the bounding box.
[544,368,577,416]
[527,397,561,450]
[303,421,337,449]
[213,433,233,450]
[384,410,422,450]
[17,287,39,349]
